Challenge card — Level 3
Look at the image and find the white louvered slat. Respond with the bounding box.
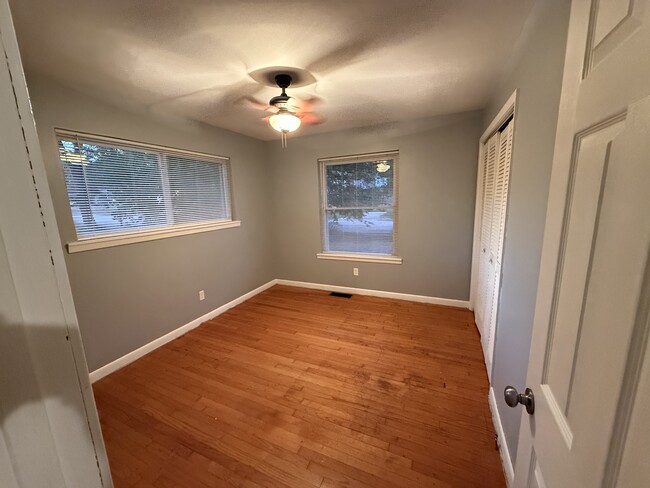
[494,121,513,264]
[475,147,490,324]
[486,119,514,360]
[475,132,500,328]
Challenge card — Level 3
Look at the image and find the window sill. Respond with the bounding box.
[316,252,403,265]
[67,220,241,253]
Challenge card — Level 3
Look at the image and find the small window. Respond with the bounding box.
[56,131,237,252]
[318,151,401,263]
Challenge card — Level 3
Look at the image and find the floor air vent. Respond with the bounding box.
[330,292,353,298]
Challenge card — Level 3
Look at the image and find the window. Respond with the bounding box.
[318,151,401,264]
[56,130,238,252]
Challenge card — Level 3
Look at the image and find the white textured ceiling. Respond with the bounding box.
[10,0,534,140]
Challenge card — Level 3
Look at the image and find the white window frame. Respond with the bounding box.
[56,129,240,253]
[317,150,402,265]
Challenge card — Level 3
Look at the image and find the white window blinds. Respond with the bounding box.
[56,131,232,240]
[319,151,398,256]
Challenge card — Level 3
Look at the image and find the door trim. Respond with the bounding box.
[489,386,516,486]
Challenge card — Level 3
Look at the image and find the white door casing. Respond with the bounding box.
[514,0,650,486]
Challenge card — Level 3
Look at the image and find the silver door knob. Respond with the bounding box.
[504,386,535,415]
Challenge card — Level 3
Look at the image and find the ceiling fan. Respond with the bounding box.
[247,73,322,147]
[147,3,434,140]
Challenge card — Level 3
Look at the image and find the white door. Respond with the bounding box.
[512,1,650,487]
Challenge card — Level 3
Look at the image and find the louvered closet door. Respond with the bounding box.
[486,120,513,366]
[475,132,499,331]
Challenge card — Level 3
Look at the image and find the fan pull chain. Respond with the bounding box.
[281,131,287,148]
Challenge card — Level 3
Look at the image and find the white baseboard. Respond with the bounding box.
[489,387,515,487]
[276,279,470,309]
[90,278,469,383]
[88,279,277,383]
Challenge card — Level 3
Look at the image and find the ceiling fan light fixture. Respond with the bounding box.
[247,72,319,147]
[269,109,301,133]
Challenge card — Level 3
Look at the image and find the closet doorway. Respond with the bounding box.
[471,93,516,378]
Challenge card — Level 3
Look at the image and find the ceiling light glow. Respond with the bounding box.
[269,109,302,133]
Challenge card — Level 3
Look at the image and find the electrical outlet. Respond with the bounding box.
[199,290,205,301]
[353,267,359,276]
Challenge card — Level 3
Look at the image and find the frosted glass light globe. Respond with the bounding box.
[269,110,301,133]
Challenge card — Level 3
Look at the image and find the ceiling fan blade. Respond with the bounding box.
[149,80,263,117]
[286,97,301,112]
[240,95,270,111]
[218,81,265,109]
[294,96,322,113]
[149,85,225,109]
[306,41,368,76]
[300,113,324,126]
[305,1,435,77]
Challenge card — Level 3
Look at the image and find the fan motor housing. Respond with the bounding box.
[269,94,290,107]
[274,74,292,89]
[269,74,293,108]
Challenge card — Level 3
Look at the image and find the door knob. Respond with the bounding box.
[504,386,535,415]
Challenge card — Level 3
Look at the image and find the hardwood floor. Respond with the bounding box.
[93,285,505,488]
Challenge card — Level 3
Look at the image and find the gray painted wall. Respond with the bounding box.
[27,75,482,371]
[26,75,275,371]
[267,112,482,300]
[484,0,570,465]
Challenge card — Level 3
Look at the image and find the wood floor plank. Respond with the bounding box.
[94,285,505,487]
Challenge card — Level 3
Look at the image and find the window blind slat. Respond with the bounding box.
[57,133,233,240]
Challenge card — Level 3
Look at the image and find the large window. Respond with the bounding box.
[318,151,401,263]
[56,131,237,252]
